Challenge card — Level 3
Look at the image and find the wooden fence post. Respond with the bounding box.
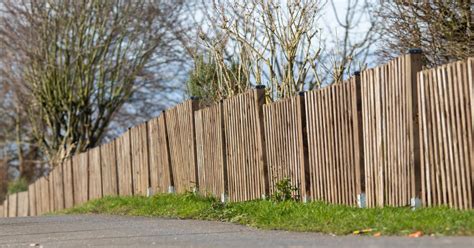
[254,85,269,197]
[352,72,365,202]
[407,48,424,201]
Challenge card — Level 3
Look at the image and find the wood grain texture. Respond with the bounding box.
[63,159,74,209]
[101,141,118,196]
[52,165,65,211]
[28,183,36,216]
[8,193,17,217]
[72,152,89,205]
[263,95,307,200]
[17,192,29,217]
[304,78,362,206]
[148,114,172,193]
[2,199,7,217]
[361,53,423,207]
[418,58,474,209]
[195,103,226,198]
[88,147,103,200]
[223,89,267,202]
[165,100,199,193]
[116,131,133,196]
[130,123,150,195]
[40,177,51,214]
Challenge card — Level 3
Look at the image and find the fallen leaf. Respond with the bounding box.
[408,231,423,238]
[373,232,381,237]
[353,228,373,235]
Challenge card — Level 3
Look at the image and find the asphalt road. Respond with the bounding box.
[0,215,472,248]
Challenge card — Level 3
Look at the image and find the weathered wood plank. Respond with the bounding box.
[17,191,29,217]
[116,131,133,196]
[88,147,102,200]
[165,100,199,193]
[72,152,89,205]
[130,123,150,196]
[101,141,118,197]
[148,114,172,193]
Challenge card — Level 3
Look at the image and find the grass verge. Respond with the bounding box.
[62,193,474,236]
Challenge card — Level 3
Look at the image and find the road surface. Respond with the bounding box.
[0,215,472,247]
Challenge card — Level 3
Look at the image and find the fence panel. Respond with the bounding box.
[72,152,89,205]
[40,177,51,214]
[0,204,3,218]
[130,123,150,195]
[63,159,74,209]
[263,95,307,200]
[165,100,199,193]
[304,78,363,206]
[101,141,118,196]
[8,193,17,217]
[17,191,29,217]
[148,114,172,193]
[361,52,423,207]
[34,179,42,215]
[52,165,65,211]
[89,147,102,200]
[418,58,474,209]
[195,103,226,198]
[116,131,133,196]
[2,199,7,217]
[28,183,36,216]
[223,89,267,202]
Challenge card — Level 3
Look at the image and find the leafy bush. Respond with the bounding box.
[270,177,299,202]
[8,178,28,194]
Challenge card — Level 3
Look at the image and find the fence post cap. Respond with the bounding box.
[408,48,422,54]
[353,71,361,76]
[298,91,305,96]
[255,85,266,89]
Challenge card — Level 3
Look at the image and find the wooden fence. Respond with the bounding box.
[165,100,199,193]
[304,77,363,206]
[223,88,268,202]
[147,115,172,194]
[361,52,423,207]
[2,53,474,219]
[195,103,226,198]
[418,58,474,209]
[263,95,307,200]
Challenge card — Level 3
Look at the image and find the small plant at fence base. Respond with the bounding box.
[270,178,299,202]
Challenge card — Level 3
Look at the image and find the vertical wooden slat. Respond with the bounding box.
[8,193,17,217]
[88,146,102,200]
[148,114,172,193]
[28,183,37,216]
[101,141,118,197]
[52,165,65,211]
[17,192,29,217]
[2,198,8,217]
[418,58,474,209]
[63,159,74,209]
[130,123,150,196]
[72,152,89,205]
[263,95,306,200]
[165,100,199,193]
[195,103,226,198]
[116,131,133,196]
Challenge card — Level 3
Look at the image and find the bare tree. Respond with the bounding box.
[375,1,472,67]
[188,0,377,102]
[0,0,188,164]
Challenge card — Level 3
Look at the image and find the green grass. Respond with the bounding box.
[62,193,474,236]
